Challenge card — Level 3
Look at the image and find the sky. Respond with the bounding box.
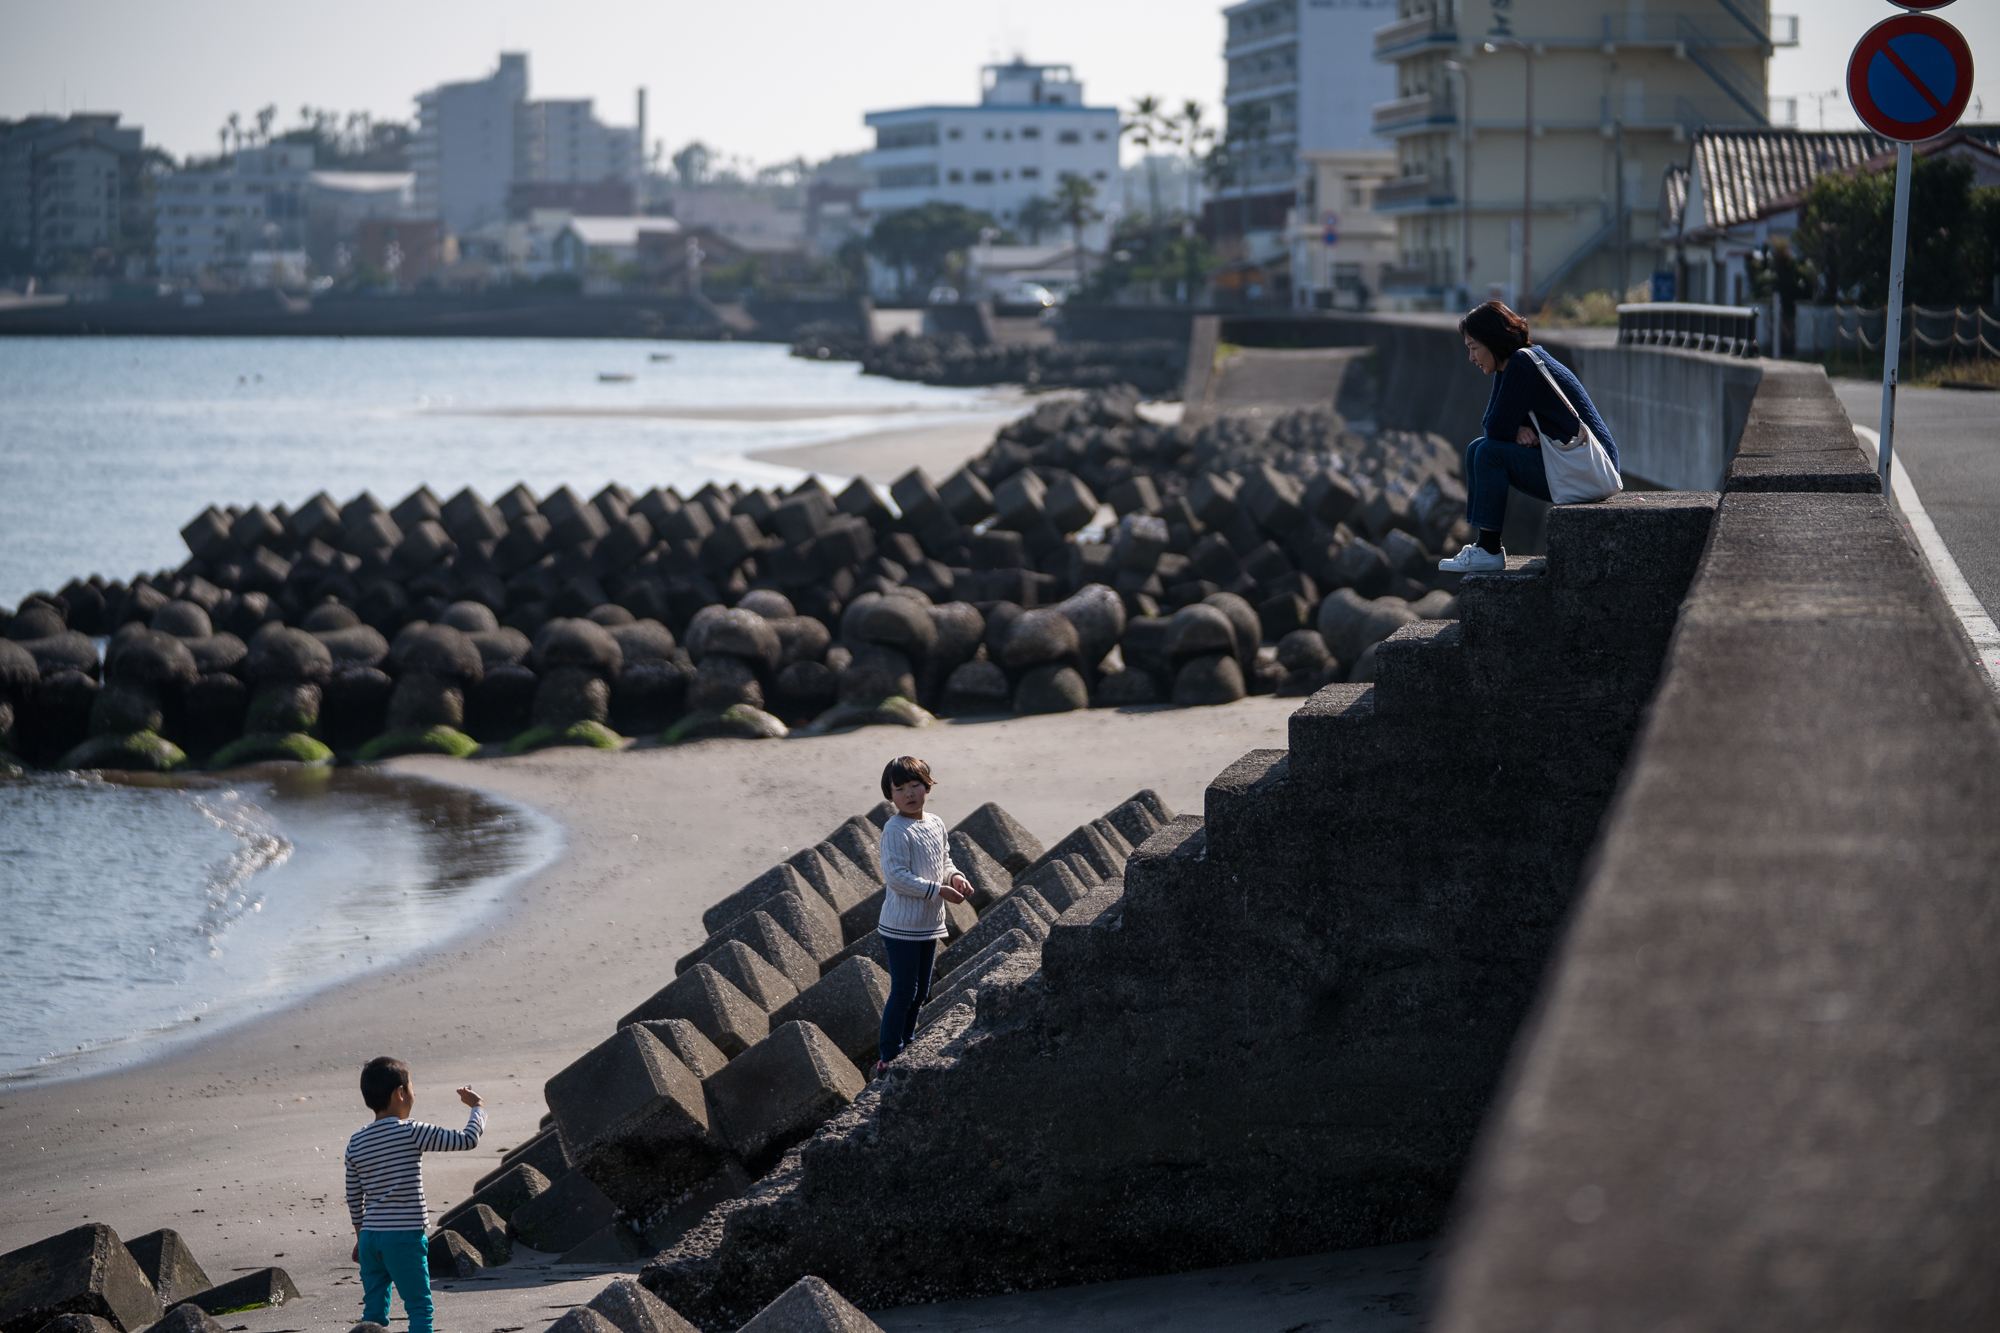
[3,0,1996,168]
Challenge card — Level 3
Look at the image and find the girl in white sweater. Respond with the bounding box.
[876,755,971,1073]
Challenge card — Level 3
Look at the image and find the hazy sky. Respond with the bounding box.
[4,0,1995,167]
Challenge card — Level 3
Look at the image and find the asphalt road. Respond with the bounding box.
[1833,379,2000,622]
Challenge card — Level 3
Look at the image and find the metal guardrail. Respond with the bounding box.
[1617,302,1761,358]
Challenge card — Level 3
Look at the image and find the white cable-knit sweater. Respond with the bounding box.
[878,812,960,942]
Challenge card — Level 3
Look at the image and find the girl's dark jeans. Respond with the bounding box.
[879,936,938,1065]
[1465,436,1552,532]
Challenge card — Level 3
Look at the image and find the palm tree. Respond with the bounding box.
[1054,173,1101,292]
[1125,95,1167,225]
[1016,195,1059,245]
[1177,100,1214,221]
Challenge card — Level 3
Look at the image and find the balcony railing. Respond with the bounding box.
[1226,61,1301,97]
[1372,175,1453,210]
[1373,11,1456,60]
[1371,93,1456,136]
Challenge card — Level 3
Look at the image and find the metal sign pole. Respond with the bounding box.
[1877,140,1914,489]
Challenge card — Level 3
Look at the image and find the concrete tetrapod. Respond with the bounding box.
[142,1307,224,1333]
[617,965,769,1056]
[703,1022,866,1171]
[950,803,1044,875]
[0,1226,160,1333]
[585,1277,700,1333]
[120,1231,209,1308]
[508,1172,620,1255]
[425,1231,483,1280]
[768,957,892,1070]
[735,1276,885,1333]
[184,1269,298,1315]
[544,1025,729,1217]
[435,1163,548,1235]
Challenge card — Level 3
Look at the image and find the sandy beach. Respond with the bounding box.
[746,412,1018,483]
[0,699,1305,1328]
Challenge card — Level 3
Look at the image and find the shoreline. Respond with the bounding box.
[0,700,1298,1326]
[1,766,564,1088]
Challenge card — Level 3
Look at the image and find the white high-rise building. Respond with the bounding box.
[414,54,643,234]
[862,60,1120,247]
[413,53,529,233]
[1217,0,1398,243]
[515,100,639,187]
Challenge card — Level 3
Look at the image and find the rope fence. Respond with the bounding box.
[1830,304,2000,370]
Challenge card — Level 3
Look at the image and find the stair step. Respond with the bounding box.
[1203,749,1290,866]
[1544,492,1720,594]
[1372,620,1467,717]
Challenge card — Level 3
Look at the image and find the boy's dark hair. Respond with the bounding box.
[1459,300,1533,358]
[881,755,934,799]
[360,1056,411,1112]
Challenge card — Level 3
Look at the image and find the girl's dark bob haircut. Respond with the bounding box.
[882,755,935,799]
[1459,300,1533,359]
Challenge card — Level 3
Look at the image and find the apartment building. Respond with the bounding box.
[1372,0,1795,310]
[413,53,638,234]
[1215,0,1398,250]
[154,143,316,278]
[1290,148,1399,307]
[0,114,147,272]
[861,59,1120,249]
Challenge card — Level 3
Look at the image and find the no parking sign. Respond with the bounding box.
[1846,12,1974,143]
[1846,3,1975,487]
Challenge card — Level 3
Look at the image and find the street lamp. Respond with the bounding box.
[1483,37,1534,312]
[1444,60,1473,310]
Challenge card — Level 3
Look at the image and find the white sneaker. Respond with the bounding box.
[1438,544,1506,573]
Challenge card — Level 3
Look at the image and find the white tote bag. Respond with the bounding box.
[1523,348,1622,505]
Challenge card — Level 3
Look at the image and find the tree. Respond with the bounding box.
[1177,99,1214,221]
[672,142,712,189]
[1794,153,1999,306]
[1124,94,1167,225]
[866,201,1000,298]
[1016,195,1059,244]
[1054,172,1102,291]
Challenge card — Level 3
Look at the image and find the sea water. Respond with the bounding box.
[0,765,560,1082]
[0,335,1009,607]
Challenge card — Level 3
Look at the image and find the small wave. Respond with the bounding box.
[188,791,293,952]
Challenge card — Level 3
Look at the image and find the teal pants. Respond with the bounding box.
[358,1229,433,1333]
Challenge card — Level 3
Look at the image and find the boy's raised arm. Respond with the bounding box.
[411,1097,486,1152]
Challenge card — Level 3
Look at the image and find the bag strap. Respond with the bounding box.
[1521,347,1584,430]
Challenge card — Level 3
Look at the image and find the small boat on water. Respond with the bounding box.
[599,372,635,382]
[649,353,674,362]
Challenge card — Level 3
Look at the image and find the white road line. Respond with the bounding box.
[1854,424,2000,696]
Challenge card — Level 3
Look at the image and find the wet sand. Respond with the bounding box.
[746,414,1015,483]
[0,700,1308,1329]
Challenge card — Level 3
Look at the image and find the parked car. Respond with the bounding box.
[926,285,960,305]
[1000,281,1059,307]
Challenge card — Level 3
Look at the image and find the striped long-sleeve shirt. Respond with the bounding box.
[878,812,960,942]
[344,1106,485,1231]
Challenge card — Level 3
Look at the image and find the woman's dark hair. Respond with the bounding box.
[360,1056,411,1112]
[1459,300,1532,358]
[881,755,935,799]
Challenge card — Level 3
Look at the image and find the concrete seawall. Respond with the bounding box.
[1431,357,2000,1327]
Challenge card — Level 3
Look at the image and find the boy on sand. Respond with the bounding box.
[344,1057,484,1333]
[876,755,971,1075]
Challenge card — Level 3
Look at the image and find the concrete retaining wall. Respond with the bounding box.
[1430,363,2000,1330]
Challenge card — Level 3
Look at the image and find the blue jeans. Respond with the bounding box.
[1465,436,1552,532]
[879,936,938,1065]
[359,1229,433,1333]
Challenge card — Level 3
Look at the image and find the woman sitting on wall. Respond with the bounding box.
[1439,300,1621,573]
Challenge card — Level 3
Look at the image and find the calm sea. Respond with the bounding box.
[0,765,560,1082]
[0,335,1000,1082]
[0,336,1009,607]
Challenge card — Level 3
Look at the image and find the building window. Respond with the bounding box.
[948,128,962,139]
[948,169,963,183]
[1021,127,1040,139]
[1093,170,1108,180]
[1021,167,1039,179]
[985,129,995,140]
[1093,130,1108,141]
[1002,170,1012,180]
[972,169,995,184]
[1003,130,1013,141]
[1058,130,1080,144]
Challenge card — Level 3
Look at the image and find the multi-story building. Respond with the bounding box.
[413,53,530,233]
[1214,0,1398,253]
[413,53,641,235]
[514,99,640,192]
[1371,0,1797,311]
[1289,148,1399,307]
[154,143,316,279]
[0,113,147,273]
[861,59,1120,248]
